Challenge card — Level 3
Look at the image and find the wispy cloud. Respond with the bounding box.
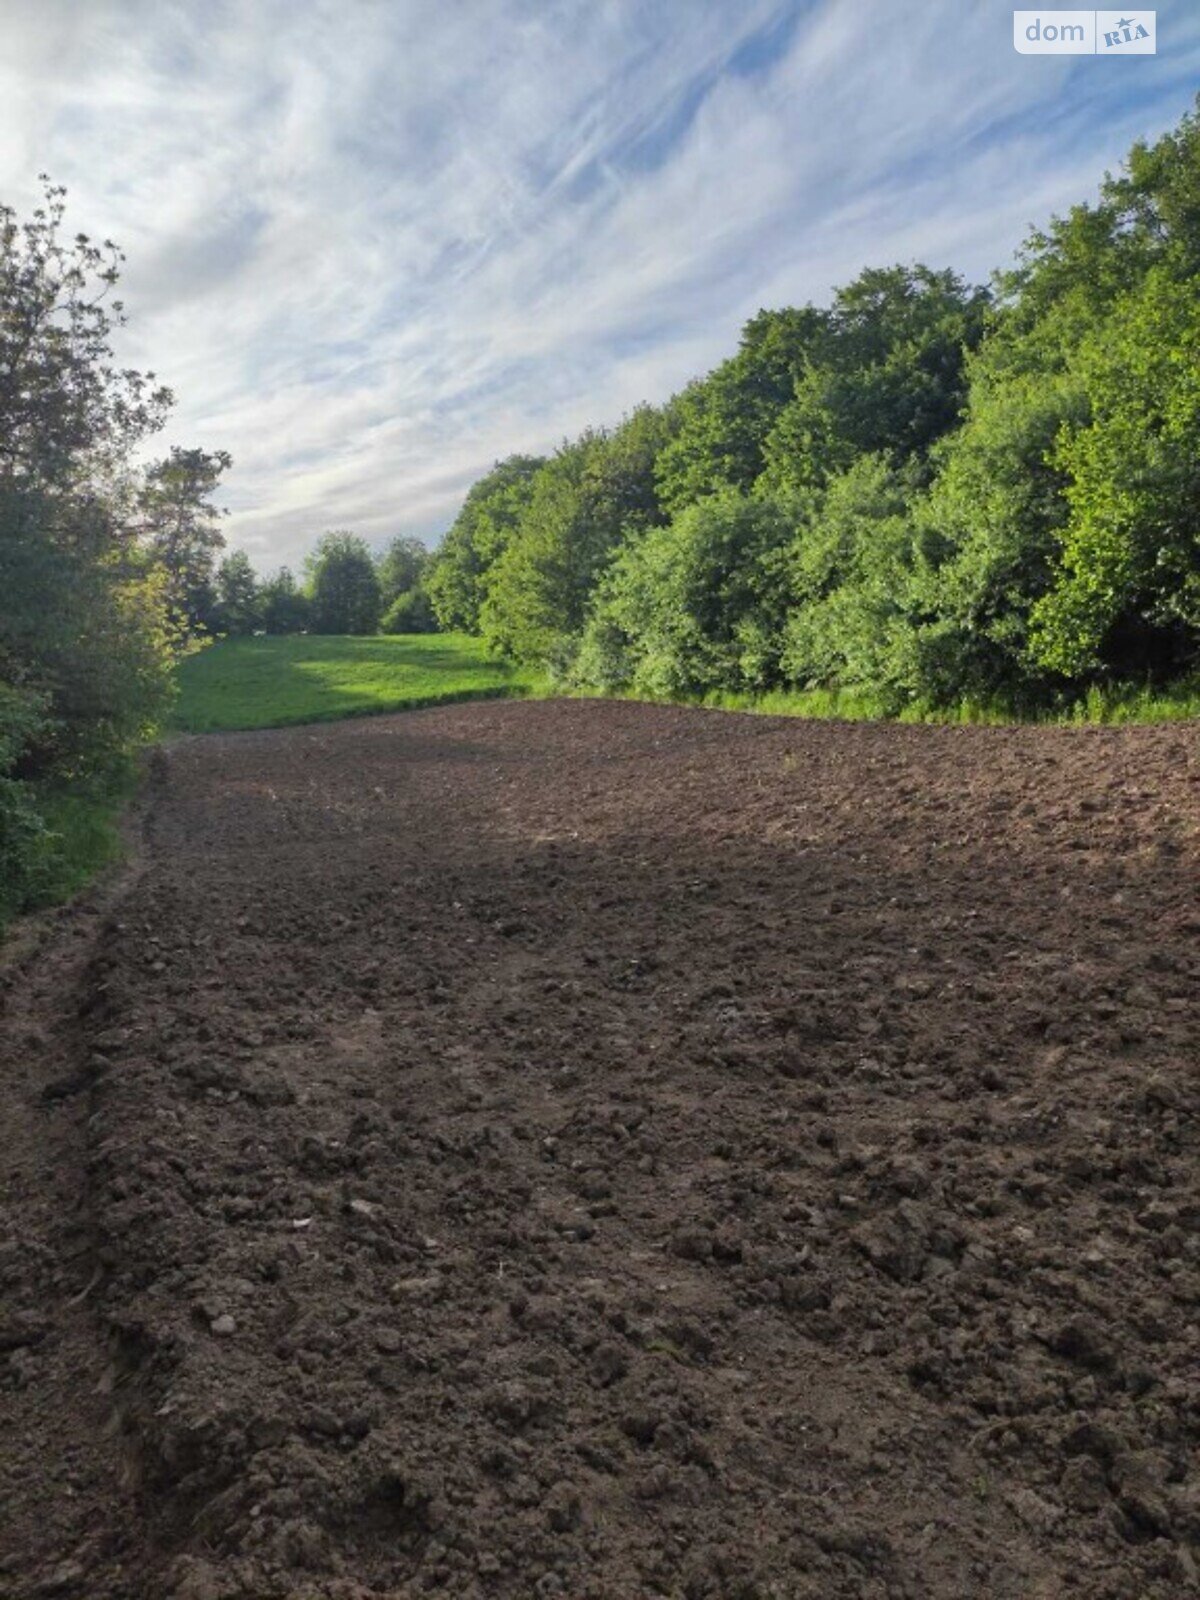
[2,0,1199,568]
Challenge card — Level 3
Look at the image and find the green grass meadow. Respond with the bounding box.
[170,633,547,733]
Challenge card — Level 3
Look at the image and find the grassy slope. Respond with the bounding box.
[171,633,546,733]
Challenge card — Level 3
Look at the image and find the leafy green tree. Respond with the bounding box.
[780,455,920,698]
[892,105,1200,705]
[377,535,431,606]
[380,588,438,633]
[305,532,382,634]
[480,407,676,665]
[1029,269,1200,678]
[893,361,1088,705]
[259,566,310,634]
[449,97,1200,713]
[0,179,171,492]
[213,550,261,635]
[760,266,988,495]
[655,309,823,515]
[0,489,176,776]
[139,446,232,632]
[0,178,179,930]
[426,455,545,631]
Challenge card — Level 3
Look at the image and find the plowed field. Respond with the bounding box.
[2,701,1197,1599]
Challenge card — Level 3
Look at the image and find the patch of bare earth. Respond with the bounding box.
[1,701,1198,1599]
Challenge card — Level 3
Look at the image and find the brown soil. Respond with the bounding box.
[1,700,1198,1600]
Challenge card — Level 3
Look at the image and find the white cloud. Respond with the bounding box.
[2,0,1199,568]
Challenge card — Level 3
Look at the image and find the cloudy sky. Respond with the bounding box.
[2,0,1198,570]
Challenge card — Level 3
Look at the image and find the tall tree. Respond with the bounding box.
[305,532,382,634]
[426,455,545,631]
[260,566,310,634]
[139,446,231,632]
[377,535,430,606]
[0,181,180,924]
[1030,268,1200,678]
[654,309,823,515]
[760,266,988,494]
[0,180,171,494]
[214,549,261,636]
[479,407,676,665]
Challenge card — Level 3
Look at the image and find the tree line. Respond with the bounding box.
[423,102,1200,713]
[191,531,437,639]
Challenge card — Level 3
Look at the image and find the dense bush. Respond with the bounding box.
[579,493,796,697]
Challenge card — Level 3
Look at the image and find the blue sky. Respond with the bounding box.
[2,0,1199,570]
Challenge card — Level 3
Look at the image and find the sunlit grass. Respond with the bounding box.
[171,633,548,733]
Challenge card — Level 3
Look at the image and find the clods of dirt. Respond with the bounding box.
[1,700,1198,1598]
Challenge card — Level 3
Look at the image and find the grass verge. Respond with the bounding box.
[0,763,135,937]
[572,679,1200,726]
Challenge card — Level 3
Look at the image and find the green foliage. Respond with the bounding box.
[480,407,675,665]
[0,180,171,491]
[376,535,437,636]
[780,455,920,701]
[894,362,1089,704]
[305,531,382,634]
[1030,269,1200,677]
[0,682,51,925]
[654,309,822,515]
[139,446,232,632]
[171,634,544,733]
[259,566,310,634]
[760,266,988,494]
[377,535,431,606]
[0,180,218,929]
[0,188,180,762]
[579,492,798,697]
[213,549,262,636]
[568,103,1200,711]
[380,587,437,634]
[426,455,544,631]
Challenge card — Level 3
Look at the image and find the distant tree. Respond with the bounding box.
[213,550,261,635]
[381,588,438,633]
[305,532,382,634]
[377,535,430,606]
[259,566,310,634]
[426,454,545,631]
[139,446,232,632]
